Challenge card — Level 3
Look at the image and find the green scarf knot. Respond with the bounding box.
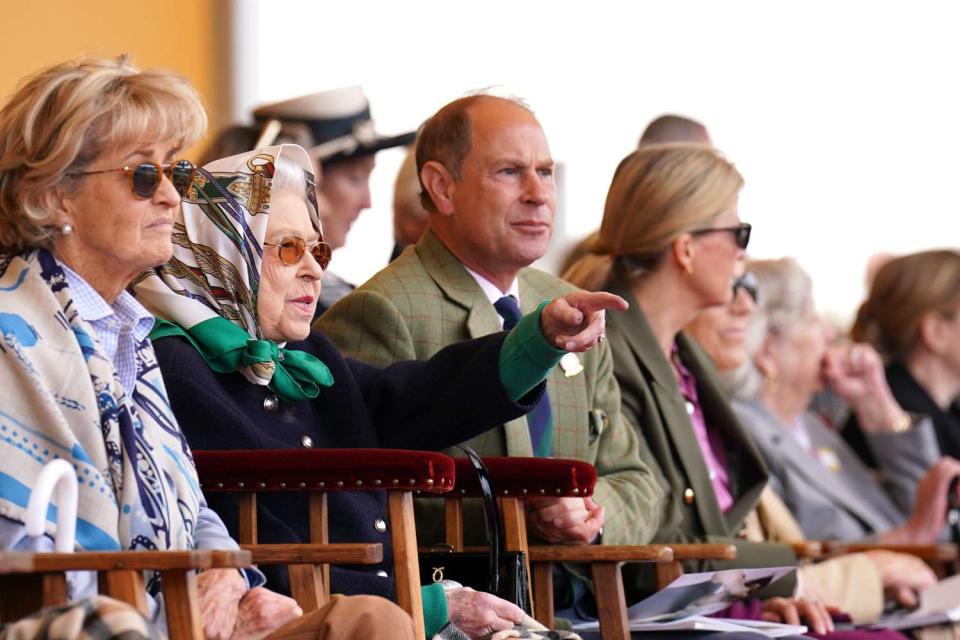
[150,316,333,402]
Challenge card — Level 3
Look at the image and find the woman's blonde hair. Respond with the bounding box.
[851,249,960,361]
[0,56,207,252]
[563,143,743,291]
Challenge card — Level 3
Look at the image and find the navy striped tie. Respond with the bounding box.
[494,295,552,457]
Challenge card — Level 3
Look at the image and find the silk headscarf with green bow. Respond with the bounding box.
[134,144,333,401]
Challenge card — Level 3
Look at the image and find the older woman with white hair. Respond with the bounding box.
[0,57,417,640]
[727,257,959,545]
[135,142,621,639]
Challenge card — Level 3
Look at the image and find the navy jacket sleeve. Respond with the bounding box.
[153,329,542,599]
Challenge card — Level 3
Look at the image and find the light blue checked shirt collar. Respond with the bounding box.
[59,261,155,395]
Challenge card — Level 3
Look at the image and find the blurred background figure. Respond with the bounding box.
[845,249,960,464]
[638,113,712,146]
[559,113,714,275]
[389,145,429,262]
[726,257,958,544]
[685,270,939,618]
[253,87,415,315]
[199,120,315,166]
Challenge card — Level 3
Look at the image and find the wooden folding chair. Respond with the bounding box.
[440,455,737,640]
[0,548,250,640]
[194,448,455,640]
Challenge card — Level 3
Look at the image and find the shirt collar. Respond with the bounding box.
[59,261,155,342]
[463,265,520,306]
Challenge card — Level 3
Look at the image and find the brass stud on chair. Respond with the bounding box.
[299,482,306,488]
[409,478,416,485]
[539,489,546,495]
[426,478,434,486]
[279,482,287,489]
[258,482,266,488]
[374,479,382,486]
[336,481,344,487]
[392,479,399,485]
[356,480,363,486]
[216,482,224,489]
[318,481,325,488]
[238,482,245,488]
[572,488,579,495]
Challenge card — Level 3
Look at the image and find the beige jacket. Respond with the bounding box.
[744,487,884,624]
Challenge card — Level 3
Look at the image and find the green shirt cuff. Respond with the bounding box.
[421,582,450,638]
[499,300,566,401]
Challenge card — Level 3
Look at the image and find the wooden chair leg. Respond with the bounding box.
[591,562,630,640]
[238,493,258,545]
[41,573,68,608]
[531,562,554,628]
[655,560,683,590]
[388,491,425,640]
[159,569,203,640]
[499,497,534,610]
[99,569,149,616]
[288,564,326,612]
[444,498,464,550]
[308,492,330,597]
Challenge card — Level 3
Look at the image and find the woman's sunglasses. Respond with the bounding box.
[70,159,195,199]
[264,236,332,270]
[690,222,752,250]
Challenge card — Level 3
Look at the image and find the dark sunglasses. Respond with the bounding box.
[732,271,758,302]
[264,236,332,270]
[691,222,752,250]
[70,159,195,199]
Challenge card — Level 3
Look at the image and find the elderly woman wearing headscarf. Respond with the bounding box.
[134,143,621,639]
[0,57,419,640]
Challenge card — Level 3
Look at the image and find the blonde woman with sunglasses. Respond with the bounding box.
[565,144,842,634]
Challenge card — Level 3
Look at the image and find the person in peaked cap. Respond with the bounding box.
[254,86,416,316]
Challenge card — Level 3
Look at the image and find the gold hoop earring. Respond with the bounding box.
[764,370,779,394]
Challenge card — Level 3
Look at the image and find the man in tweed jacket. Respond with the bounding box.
[317,95,661,549]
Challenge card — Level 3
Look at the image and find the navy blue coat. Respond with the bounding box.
[154,329,540,599]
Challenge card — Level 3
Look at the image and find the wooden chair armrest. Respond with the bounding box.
[821,542,958,561]
[0,550,236,573]
[451,456,597,497]
[791,541,824,559]
[665,543,738,561]
[195,449,455,495]
[239,543,383,565]
[528,544,673,563]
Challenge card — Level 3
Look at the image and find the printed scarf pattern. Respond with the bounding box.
[0,250,201,593]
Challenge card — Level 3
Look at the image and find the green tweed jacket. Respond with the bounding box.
[317,229,663,547]
[605,274,796,599]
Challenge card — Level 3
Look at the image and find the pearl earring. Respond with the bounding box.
[59,223,73,236]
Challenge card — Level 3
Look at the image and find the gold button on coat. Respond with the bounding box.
[301,435,314,448]
[683,488,695,504]
[374,518,387,533]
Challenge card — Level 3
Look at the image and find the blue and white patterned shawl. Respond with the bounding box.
[0,250,202,583]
